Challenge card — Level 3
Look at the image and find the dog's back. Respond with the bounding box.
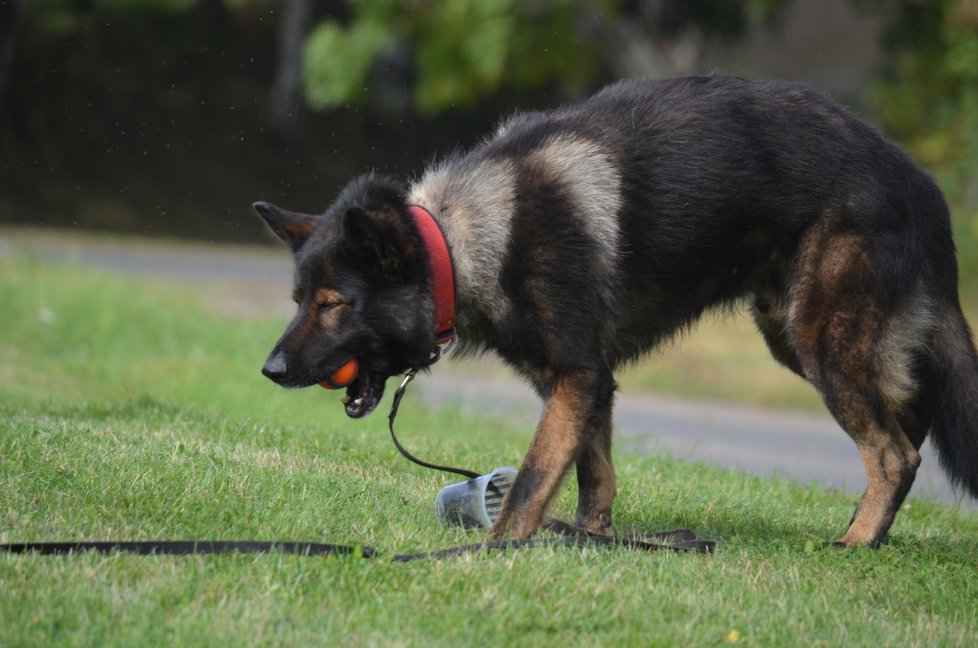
[411,76,956,361]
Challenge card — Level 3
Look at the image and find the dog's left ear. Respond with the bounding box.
[342,207,418,278]
[254,201,318,253]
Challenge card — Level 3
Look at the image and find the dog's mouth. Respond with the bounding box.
[339,367,386,419]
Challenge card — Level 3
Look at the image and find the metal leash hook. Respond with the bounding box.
[393,335,455,409]
[396,368,418,395]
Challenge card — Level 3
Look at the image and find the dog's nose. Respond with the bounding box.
[262,351,288,382]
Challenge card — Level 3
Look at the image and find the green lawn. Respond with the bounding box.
[2,254,977,646]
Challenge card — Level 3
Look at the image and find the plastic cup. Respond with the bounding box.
[434,466,518,529]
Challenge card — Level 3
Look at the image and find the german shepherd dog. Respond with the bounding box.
[256,75,978,547]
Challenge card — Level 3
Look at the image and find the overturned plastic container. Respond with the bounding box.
[434,466,518,529]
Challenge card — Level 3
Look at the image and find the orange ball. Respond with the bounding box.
[320,358,359,390]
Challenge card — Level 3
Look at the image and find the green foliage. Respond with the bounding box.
[303,8,394,109]
[874,0,978,281]
[300,0,791,115]
[303,0,604,114]
[410,0,520,113]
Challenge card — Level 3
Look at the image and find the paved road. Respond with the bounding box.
[4,227,972,507]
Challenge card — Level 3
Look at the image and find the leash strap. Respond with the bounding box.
[0,540,374,557]
[387,367,481,481]
[2,532,713,560]
[392,531,715,562]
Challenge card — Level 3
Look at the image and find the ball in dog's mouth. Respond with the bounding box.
[319,358,359,390]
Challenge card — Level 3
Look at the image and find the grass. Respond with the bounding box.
[2,253,978,646]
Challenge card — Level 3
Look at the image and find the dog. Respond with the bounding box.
[255,75,978,547]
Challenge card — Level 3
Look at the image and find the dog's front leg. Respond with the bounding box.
[575,408,616,534]
[490,370,608,539]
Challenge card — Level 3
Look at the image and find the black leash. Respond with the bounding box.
[387,368,480,481]
[0,532,713,560]
[2,358,717,560]
[0,541,374,558]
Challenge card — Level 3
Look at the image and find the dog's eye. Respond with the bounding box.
[315,289,345,313]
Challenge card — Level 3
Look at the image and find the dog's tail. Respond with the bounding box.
[928,299,978,498]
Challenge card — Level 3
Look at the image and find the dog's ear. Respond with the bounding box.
[254,201,317,253]
[342,207,417,278]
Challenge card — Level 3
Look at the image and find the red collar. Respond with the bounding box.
[407,205,456,346]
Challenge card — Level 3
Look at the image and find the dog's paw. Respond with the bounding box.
[574,510,613,535]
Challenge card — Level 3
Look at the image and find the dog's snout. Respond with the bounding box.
[262,351,288,382]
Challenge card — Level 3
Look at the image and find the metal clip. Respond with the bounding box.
[397,369,417,392]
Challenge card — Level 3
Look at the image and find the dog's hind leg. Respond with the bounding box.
[831,410,920,547]
[790,223,928,547]
[491,369,614,539]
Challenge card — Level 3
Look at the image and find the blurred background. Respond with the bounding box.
[0,0,976,285]
[2,0,977,503]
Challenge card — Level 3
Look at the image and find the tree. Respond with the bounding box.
[873,0,978,275]
[302,0,787,115]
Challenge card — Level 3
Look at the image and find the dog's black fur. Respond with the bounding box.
[257,76,978,546]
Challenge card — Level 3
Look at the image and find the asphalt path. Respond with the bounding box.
[4,227,972,508]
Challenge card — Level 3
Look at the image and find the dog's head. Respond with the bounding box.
[255,174,434,418]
